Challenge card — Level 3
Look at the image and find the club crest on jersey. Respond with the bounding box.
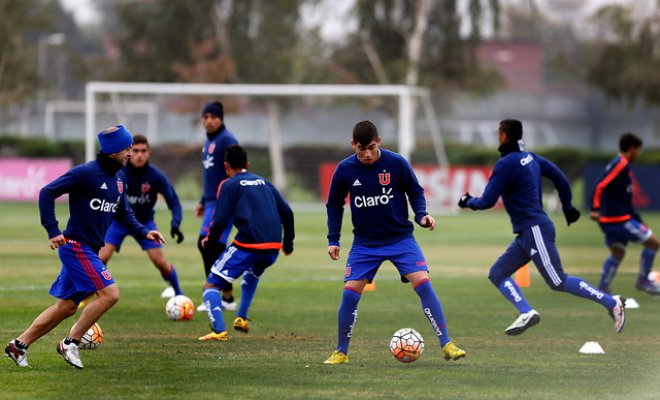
[102,271,112,280]
[208,142,216,154]
[378,171,390,185]
[116,181,123,193]
[141,182,151,194]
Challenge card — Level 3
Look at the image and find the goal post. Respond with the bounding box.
[85,82,449,195]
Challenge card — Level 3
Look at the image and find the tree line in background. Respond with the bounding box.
[0,0,658,109]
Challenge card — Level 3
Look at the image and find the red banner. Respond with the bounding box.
[319,163,497,210]
[0,158,72,201]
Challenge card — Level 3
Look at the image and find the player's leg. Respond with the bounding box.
[69,283,120,340]
[637,232,659,294]
[233,254,274,334]
[404,270,466,361]
[145,248,183,296]
[324,244,377,365]
[217,222,236,309]
[5,298,78,367]
[98,244,117,265]
[598,244,625,294]
[526,223,625,333]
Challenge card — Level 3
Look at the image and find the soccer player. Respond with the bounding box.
[99,134,184,298]
[457,119,626,336]
[591,132,660,295]
[197,145,294,341]
[195,101,239,311]
[323,120,465,365]
[4,125,165,369]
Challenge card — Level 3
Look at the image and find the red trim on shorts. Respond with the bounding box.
[344,286,363,295]
[71,241,104,289]
[412,278,430,290]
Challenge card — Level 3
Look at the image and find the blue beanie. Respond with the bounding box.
[98,125,133,154]
[202,101,224,120]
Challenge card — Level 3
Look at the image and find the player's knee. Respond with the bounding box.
[645,235,659,251]
[488,270,505,287]
[59,301,78,317]
[611,247,625,261]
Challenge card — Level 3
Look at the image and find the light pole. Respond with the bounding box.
[37,33,66,107]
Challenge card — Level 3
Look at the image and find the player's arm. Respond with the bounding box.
[400,158,432,228]
[464,162,506,210]
[159,174,184,243]
[326,169,347,260]
[39,169,78,241]
[539,156,580,225]
[205,181,234,246]
[273,186,295,255]
[116,193,159,242]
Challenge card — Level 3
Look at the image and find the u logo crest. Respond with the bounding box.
[378,172,390,185]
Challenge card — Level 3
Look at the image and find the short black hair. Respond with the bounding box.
[619,132,642,152]
[132,134,149,146]
[224,145,247,169]
[499,119,523,141]
[352,120,379,146]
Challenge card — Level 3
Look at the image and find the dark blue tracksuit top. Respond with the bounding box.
[123,162,182,228]
[326,149,428,247]
[39,155,150,253]
[466,149,573,233]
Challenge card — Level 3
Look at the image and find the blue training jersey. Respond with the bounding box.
[466,150,573,233]
[326,149,428,247]
[39,156,150,253]
[207,171,294,252]
[123,162,182,228]
[590,154,639,224]
[201,125,238,205]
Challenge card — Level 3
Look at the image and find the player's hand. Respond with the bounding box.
[563,206,581,226]
[420,215,435,231]
[200,236,208,248]
[170,227,184,244]
[146,230,165,244]
[328,245,340,261]
[49,234,66,250]
[589,211,600,221]
[458,192,472,209]
[194,203,204,218]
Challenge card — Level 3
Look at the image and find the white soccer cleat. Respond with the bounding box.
[222,299,237,311]
[57,340,83,369]
[504,310,540,336]
[160,286,176,298]
[5,340,28,367]
[609,295,626,333]
[197,303,207,312]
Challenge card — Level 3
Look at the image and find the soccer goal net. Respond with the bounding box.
[84,82,455,209]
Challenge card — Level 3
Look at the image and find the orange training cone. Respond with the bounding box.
[364,280,376,291]
[514,264,531,287]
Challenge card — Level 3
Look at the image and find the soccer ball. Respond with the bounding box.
[390,328,424,363]
[165,295,195,321]
[79,323,103,350]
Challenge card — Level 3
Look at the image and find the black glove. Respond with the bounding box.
[563,207,581,226]
[458,193,472,209]
[170,227,184,244]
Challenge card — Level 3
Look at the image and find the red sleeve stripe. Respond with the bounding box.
[592,156,628,209]
[215,178,227,198]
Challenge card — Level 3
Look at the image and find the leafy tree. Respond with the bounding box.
[585,4,660,106]
[329,0,501,90]
[0,0,51,107]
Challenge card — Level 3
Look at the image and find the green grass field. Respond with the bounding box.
[1,202,659,399]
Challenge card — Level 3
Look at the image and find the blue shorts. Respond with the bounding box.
[344,238,428,283]
[207,245,279,286]
[199,202,233,245]
[104,220,161,251]
[49,240,115,304]
[599,219,653,248]
[490,222,567,289]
